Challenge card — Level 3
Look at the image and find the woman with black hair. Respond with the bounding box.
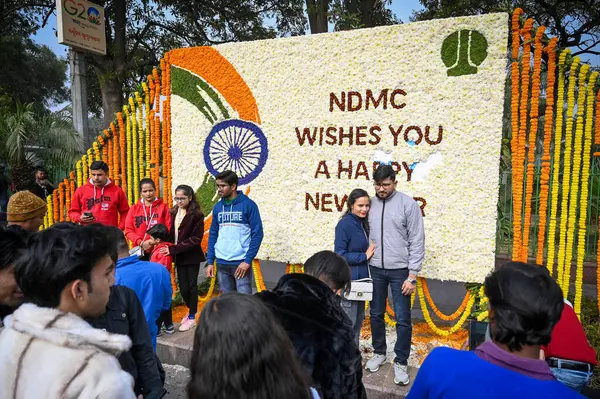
[188,292,319,399]
[407,262,584,399]
[159,184,205,332]
[334,188,375,346]
[256,251,366,399]
[0,225,28,328]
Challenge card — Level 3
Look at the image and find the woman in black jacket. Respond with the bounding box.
[255,251,367,399]
[160,184,205,332]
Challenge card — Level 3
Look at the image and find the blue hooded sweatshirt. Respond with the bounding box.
[207,191,264,266]
[334,213,370,280]
[115,255,172,349]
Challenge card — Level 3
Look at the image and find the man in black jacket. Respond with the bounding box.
[88,285,166,399]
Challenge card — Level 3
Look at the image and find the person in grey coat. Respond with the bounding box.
[364,165,425,387]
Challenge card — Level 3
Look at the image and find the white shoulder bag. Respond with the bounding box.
[344,227,373,301]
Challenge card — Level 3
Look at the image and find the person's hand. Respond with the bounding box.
[235,262,251,279]
[460,338,469,351]
[365,242,376,260]
[402,276,416,295]
[137,395,143,399]
[206,264,214,278]
[80,214,94,223]
[141,240,153,251]
[159,246,170,255]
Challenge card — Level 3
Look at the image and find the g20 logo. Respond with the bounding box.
[64,0,101,25]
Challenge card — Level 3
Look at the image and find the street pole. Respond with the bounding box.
[70,48,90,148]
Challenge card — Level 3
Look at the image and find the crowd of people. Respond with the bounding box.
[0,161,596,399]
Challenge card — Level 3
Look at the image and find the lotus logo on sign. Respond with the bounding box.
[87,7,101,25]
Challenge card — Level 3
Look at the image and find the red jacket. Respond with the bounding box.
[124,198,172,246]
[542,300,597,365]
[150,242,173,272]
[69,179,130,229]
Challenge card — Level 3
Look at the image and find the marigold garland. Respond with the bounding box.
[421,279,472,321]
[547,50,569,280]
[154,115,161,196]
[129,97,139,204]
[536,38,558,268]
[573,71,597,317]
[46,195,54,226]
[87,148,94,170]
[253,259,267,292]
[52,190,59,224]
[117,112,127,191]
[561,60,586,296]
[153,68,161,114]
[417,278,475,337]
[124,105,134,205]
[57,182,65,222]
[92,141,100,161]
[556,56,581,293]
[110,122,119,186]
[521,26,545,262]
[81,155,88,182]
[76,160,83,188]
[198,263,217,303]
[135,92,145,182]
[596,90,600,314]
[143,83,151,178]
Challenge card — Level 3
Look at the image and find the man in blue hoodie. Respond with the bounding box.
[104,226,172,349]
[206,170,264,294]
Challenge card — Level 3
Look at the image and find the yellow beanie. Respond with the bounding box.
[7,191,47,222]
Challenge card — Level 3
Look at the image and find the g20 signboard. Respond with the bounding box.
[56,0,106,55]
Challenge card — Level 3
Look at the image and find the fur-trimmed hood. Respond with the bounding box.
[0,303,135,398]
[4,303,131,356]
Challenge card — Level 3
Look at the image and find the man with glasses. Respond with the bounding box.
[206,170,263,294]
[365,164,425,386]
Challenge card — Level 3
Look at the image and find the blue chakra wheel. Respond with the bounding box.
[203,119,268,186]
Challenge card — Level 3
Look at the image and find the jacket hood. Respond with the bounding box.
[221,191,248,206]
[86,177,114,189]
[116,255,141,269]
[137,197,164,207]
[257,273,350,332]
[4,303,131,356]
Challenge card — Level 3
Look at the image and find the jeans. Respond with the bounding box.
[177,263,200,316]
[341,297,365,347]
[217,263,253,294]
[550,359,593,392]
[369,266,411,365]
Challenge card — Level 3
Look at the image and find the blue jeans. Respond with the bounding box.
[217,263,253,294]
[341,297,365,347]
[369,266,411,365]
[550,359,593,392]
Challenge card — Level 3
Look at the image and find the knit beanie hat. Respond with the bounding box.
[7,191,47,222]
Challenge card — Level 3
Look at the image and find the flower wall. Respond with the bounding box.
[167,13,510,283]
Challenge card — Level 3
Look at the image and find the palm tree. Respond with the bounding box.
[0,102,83,190]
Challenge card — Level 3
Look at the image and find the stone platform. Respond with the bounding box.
[157,324,416,398]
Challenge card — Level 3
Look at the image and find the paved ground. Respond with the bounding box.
[164,364,189,399]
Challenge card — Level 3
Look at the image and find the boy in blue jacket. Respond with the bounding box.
[206,170,264,294]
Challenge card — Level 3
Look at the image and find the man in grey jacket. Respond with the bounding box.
[365,165,425,386]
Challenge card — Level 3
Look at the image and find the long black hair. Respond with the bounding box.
[173,184,200,212]
[343,188,370,235]
[188,293,313,399]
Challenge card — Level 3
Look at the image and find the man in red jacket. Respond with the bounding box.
[69,161,130,229]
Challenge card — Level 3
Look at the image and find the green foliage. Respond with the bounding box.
[411,0,600,57]
[171,275,220,306]
[0,103,82,189]
[329,0,399,31]
[465,283,487,321]
[195,173,219,217]
[572,295,600,388]
[171,67,229,124]
[0,35,68,112]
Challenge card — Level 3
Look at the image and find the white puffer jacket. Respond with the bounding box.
[0,303,135,399]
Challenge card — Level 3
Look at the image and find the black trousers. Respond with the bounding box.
[177,263,200,316]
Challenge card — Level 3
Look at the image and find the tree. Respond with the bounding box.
[305,0,399,34]
[0,35,68,111]
[0,103,82,190]
[411,0,600,57]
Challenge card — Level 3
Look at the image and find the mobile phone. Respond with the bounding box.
[83,211,95,219]
[468,320,488,350]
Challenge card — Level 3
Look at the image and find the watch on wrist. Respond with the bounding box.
[407,278,417,285]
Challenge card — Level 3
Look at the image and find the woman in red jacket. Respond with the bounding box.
[125,178,172,257]
[160,184,205,332]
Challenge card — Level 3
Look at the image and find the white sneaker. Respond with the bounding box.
[394,363,409,385]
[178,318,196,332]
[365,354,387,372]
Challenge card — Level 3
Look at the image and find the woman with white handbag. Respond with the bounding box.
[334,188,376,346]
